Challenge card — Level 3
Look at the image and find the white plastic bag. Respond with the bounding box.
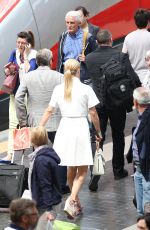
[36,213,53,230]
[21,189,32,200]
[142,71,150,91]
[46,220,53,230]
[92,148,105,175]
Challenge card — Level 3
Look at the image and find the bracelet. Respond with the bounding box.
[96,130,102,138]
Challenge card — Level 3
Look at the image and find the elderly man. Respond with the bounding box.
[15,49,63,131]
[4,198,38,230]
[131,87,150,215]
[15,49,69,194]
[57,10,97,85]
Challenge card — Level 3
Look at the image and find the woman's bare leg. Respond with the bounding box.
[64,166,88,218]
[5,95,18,160]
[71,166,88,201]
[67,166,77,190]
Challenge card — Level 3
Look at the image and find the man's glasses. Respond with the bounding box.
[27,212,39,216]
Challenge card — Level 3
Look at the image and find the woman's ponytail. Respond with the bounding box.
[64,69,73,102]
[27,31,35,48]
[64,59,80,102]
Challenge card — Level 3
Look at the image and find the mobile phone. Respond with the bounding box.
[25,43,31,49]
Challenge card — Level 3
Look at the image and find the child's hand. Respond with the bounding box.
[46,212,55,221]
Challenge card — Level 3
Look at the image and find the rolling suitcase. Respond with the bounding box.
[0,158,25,207]
[12,148,34,191]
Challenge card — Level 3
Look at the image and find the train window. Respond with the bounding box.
[0,0,20,23]
[113,37,125,51]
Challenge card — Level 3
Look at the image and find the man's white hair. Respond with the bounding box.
[36,48,53,61]
[146,50,150,59]
[133,87,150,105]
[65,11,81,23]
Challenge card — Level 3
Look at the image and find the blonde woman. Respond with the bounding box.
[40,59,101,218]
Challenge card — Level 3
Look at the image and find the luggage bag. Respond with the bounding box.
[0,133,33,208]
[0,163,25,207]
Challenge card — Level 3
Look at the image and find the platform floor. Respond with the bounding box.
[0,111,138,229]
[0,138,138,230]
[0,161,137,230]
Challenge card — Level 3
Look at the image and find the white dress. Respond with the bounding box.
[49,77,99,166]
[142,70,150,91]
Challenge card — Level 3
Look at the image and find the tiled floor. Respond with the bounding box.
[56,161,137,230]
[0,111,138,229]
[0,160,137,230]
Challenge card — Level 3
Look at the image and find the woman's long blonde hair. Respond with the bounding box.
[64,59,80,102]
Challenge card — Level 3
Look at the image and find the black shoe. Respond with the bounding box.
[114,169,128,180]
[61,185,71,195]
[88,175,100,192]
[133,194,137,208]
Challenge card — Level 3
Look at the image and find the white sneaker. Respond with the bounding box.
[64,197,77,219]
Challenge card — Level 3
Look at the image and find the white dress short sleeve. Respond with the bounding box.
[52,77,99,166]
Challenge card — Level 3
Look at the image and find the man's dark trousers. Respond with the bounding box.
[48,131,67,191]
[96,106,126,176]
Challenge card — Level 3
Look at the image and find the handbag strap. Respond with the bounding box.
[96,141,99,154]
[82,31,88,56]
[96,141,99,152]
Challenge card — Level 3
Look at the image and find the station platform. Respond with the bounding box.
[0,112,138,229]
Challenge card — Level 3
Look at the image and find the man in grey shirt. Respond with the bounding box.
[15,48,63,132]
[15,49,69,194]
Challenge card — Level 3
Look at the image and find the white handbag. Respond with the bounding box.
[21,189,32,200]
[92,142,105,175]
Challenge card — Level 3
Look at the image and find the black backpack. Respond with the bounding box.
[99,53,138,109]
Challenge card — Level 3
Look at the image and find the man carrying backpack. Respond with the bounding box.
[85,30,141,191]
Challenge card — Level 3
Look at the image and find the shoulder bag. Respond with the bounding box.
[13,126,31,151]
[92,141,105,175]
[1,62,18,94]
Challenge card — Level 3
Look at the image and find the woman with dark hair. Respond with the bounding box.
[9,31,37,86]
[75,6,99,39]
[5,31,37,160]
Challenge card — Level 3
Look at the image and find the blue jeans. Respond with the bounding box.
[134,170,150,215]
